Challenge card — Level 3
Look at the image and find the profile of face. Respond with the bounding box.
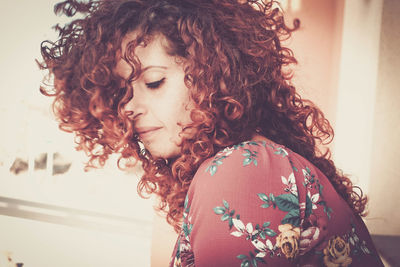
[115,34,194,159]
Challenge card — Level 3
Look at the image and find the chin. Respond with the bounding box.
[147,145,181,160]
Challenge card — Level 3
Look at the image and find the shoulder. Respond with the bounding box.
[198,140,293,176]
[186,139,299,230]
[180,140,305,266]
[176,140,384,267]
[190,140,295,193]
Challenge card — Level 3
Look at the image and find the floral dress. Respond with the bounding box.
[169,140,384,267]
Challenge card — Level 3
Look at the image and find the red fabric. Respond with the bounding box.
[169,140,383,267]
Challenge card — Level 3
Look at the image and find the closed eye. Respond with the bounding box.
[145,78,165,89]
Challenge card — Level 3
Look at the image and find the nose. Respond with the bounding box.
[123,87,146,120]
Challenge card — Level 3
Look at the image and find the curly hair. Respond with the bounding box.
[39,0,367,232]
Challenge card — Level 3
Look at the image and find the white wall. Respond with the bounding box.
[333,0,384,195]
[364,0,400,236]
[0,1,154,266]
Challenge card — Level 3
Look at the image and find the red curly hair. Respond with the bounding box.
[39,0,367,232]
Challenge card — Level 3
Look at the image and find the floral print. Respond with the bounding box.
[276,224,301,260]
[323,236,352,267]
[171,195,194,267]
[170,141,383,267]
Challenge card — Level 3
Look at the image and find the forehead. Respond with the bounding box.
[114,33,174,80]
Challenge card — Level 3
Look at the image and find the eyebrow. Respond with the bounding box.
[115,62,168,82]
[141,65,168,72]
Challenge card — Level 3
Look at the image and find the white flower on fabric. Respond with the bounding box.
[233,218,245,231]
[360,242,371,254]
[252,239,266,251]
[353,234,360,243]
[300,226,320,247]
[281,172,298,196]
[231,219,258,238]
[252,239,274,258]
[307,191,320,209]
[180,242,192,252]
[246,222,253,233]
[225,150,234,156]
[218,146,235,156]
[231,231,244,237]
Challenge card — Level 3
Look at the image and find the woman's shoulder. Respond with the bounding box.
[195,139,294,179]
[188,139,298,203]
[181,139,384,267]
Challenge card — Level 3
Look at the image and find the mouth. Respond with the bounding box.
[135,126,162,140]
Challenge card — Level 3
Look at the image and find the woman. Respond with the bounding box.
[39,0,384,266]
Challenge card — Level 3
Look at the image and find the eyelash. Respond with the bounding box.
[145,78,165,89]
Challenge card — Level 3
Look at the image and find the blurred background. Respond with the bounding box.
[0,0,399,266]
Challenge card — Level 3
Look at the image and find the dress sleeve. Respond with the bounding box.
[171,141,384,267]
[184,142,298,267]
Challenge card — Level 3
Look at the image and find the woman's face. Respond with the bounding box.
[115,34,194,159]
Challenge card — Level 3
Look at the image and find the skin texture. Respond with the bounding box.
[115,34,194,159]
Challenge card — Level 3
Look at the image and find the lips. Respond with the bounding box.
[135,126,162,139]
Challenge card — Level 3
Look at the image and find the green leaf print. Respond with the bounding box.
[318,182,324,196]
[274,147,289,157]
[238,249,267,267]
[242,149,258,166]
[251,256,257,267]
[264,228,277,237]
[206,165,218,176]
[214,200,238,230]
[258,193,269,202]
[259,231,266,239]
[229,217,234,229]
[262,222,271,228]
[213,206,226,214]
[234,143,246,149]
[305,194,313,217]
[183,223,189,236]
[289,158,299,172]
[274,194,299,211]
[221,213,230,221]
[247,141,260,146]
[243,157,252,166]
[223,199,229,209]
[206,141,263,176]
[243,149,251,157]
[281,209,300,226]
[258,193,270,208]
[205,155,230,176]
[269,193,275,202]
[326,207,333,219]
[184,194,190,214]
[241,260,250,267]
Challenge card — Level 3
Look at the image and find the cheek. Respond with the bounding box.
[166,102,193,142]
[169,91,193,124]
